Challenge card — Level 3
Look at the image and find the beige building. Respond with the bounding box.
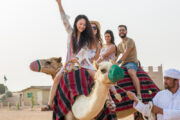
[21,86,51,106]
[143,65,164,89]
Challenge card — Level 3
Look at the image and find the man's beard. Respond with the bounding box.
[119,33,127,38]
[165,81,176,90]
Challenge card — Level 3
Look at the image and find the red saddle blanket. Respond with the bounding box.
[53,68,116,120]
[53,67,159,120]
[114,66,160,112]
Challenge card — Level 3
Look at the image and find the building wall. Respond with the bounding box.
[143,65,164,89]
[22,88,50,106]
[42,90,50,105]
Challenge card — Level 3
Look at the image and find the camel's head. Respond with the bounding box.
[29,57,63,79]
[94,61,124,85]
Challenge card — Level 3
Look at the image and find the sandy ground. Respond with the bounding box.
[0,106,51,120]
[0,106,133,120]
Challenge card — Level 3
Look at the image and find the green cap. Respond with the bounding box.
[108,64,124,83]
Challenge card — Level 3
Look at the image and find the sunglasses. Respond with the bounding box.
[92,26,97,30]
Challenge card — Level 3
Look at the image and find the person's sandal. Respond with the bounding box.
[41,105,53,111]
[106,99,116,111]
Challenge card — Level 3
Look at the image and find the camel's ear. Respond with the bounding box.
[93,61,99,70]
[57,57,62,63]
[109,59,115,64]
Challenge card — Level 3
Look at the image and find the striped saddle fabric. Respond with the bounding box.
[53,68,117,120]
[113,66,160,112]
[53,67,160,120]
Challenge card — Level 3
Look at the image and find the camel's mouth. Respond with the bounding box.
[108,64,124,83]
[30,60,41,72]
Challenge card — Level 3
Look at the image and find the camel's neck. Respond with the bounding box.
[51,74,55,79]
[44,72,56,80]
[72,79,111,120]
[89,80,111,114]
[43,70,58,80]
[52,70,59,79]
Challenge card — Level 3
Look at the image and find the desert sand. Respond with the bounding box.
[0,106,133,120]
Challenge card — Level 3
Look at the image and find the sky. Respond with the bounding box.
[0,0,180,91]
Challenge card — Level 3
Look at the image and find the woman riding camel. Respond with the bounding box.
[41,0,96,110]
[97,30,120,111]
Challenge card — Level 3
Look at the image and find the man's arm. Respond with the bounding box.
[153,106,180,119]
[120,47,132,61]
[151,105,163,114]
[127,91,180,120]
[117,39,134,64]
[115,44,121,62]
[117,47,132,64]
[127,91,154,117]
[127,91,151,116]
[127,91,162,114]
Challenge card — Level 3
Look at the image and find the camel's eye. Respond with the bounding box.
[101,69,107,74]
[46,61,51,65]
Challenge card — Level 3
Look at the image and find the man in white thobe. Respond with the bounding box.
[127,68,180,120]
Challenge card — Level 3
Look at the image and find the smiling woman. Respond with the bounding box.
[39,0,96,111]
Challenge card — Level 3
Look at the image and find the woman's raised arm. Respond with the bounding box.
[56,0,72,33]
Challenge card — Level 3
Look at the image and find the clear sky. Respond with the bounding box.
[0,0,180,91]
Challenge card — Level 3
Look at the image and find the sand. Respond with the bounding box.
[0,106,133,120]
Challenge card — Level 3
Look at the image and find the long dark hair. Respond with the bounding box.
[71,15,95,54]
[104,30,117,56]
[90,21,103,47]
[95,26,103,47]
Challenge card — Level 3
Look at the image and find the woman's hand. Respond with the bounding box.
[69,58,81,69]
[56,0,61,3]
[63,61,68,72]
[70,58,78,63]
[97,56,103,64]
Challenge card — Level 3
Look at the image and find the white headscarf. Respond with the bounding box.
[164,68,180,85]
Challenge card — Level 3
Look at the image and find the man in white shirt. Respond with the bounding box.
[127,68,180,120]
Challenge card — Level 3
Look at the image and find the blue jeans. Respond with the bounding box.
[122,62,138,71]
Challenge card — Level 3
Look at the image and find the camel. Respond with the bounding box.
[30,57,127,119]
[71,61,122,119]
[30,57,63,79]
[30,57,158,119]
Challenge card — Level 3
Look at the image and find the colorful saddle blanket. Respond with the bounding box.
[114,66,160,112]
[53,67,160,120]
[53,68,116,120]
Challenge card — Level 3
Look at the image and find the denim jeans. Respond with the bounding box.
[122,62,138,71]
